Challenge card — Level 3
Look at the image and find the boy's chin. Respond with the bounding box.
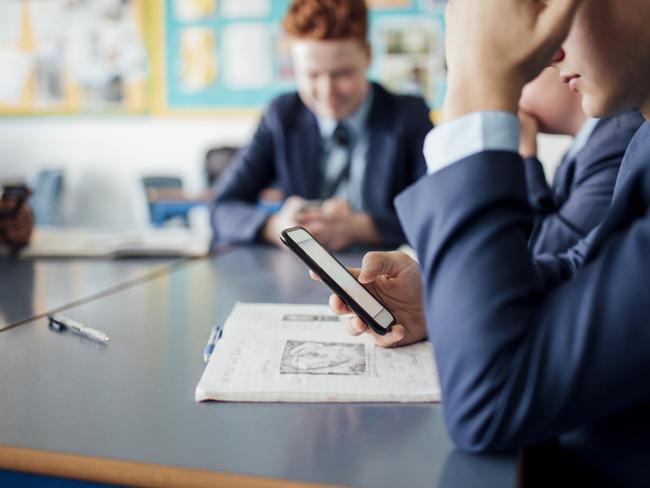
[582,94,630,119]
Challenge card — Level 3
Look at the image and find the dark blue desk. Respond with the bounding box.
[0,257,175,332]
[0,246,517,487]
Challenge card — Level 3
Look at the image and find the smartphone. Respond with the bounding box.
[280,226,396,335]
[0,184,30,220]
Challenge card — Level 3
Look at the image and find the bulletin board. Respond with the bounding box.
[0,0,446,116]
[159,0,447,114]
[0,0,152,115]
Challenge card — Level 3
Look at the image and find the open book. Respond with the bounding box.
[20,227,210,258]
[195,303,440,403]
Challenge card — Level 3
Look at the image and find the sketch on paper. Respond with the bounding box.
[280,340,367,376]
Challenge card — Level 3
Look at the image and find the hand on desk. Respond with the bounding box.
[296,198,380,251]
[314,251,428,347]
[0,203,33,247]
[262,197,381,251]
[260,195,308,246]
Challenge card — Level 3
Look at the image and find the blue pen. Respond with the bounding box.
[203,324,223,364]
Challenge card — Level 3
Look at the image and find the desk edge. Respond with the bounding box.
[0,444,346,488]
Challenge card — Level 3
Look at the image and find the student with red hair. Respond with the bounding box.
[210,0,433,251]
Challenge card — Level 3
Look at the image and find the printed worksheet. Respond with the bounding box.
[196,303,440,402]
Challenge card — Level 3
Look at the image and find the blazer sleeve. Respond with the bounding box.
[368,99,432,246]
[523,156,555,212]
[395,151,650,453]
[406,100,432,179]
[526,152,621,256]
[209,110,277,246]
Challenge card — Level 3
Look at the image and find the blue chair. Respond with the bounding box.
[30,168,65,226]
[141,175,195,227]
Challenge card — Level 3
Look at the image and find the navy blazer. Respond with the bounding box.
[209,83,432,248]
[395,122,650,482]
[524,109,644,255]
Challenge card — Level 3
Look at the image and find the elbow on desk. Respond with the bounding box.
[444,410,519,455]
[438,357,532,454]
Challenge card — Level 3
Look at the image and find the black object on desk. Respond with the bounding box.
[0,184,30,220]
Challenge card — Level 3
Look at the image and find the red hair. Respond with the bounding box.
[282,0,368,42]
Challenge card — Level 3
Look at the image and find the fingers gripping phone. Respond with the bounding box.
[280,226,396,335]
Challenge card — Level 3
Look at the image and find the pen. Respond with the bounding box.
[48,313,110,345]
[203,324,223,364]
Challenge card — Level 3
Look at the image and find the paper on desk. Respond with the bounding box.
[21,227,211,258]
[195,303,440,403]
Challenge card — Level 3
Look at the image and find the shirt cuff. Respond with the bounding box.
[423,111,520,175]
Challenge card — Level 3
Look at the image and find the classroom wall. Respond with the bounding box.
[0,115,257,229]
[0,117,571,230]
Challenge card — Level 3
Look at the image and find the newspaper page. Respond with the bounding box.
[195,303,440,403]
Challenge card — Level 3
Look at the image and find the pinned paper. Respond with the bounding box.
[174,0,216,21]
[222,23,272,88]
[0,0,21,44]
[180,27,217,91]
[221,0,269,18]
[0,47,33,105]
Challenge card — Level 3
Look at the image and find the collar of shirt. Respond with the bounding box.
[317,83,374,144]
[564,118,600,162]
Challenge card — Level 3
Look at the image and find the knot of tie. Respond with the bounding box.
[332,123,352,148]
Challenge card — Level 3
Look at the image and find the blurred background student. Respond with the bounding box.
[518,67,644,256]
[209,0,433,251]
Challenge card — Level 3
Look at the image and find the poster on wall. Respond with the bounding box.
[222,23,273,88]
[174,0,216,21]
[371,16,446,105]
[179,27,217,92]
[367,0,413,7]
[161,0,446,112]
[0,0,150,115]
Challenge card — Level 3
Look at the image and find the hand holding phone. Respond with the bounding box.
[0,184,33,249]
[281,226,396,335]
[0,184,30,220]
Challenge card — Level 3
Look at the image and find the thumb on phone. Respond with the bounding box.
[358,252,399,284]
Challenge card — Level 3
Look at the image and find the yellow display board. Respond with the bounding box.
[0,0,152,115]
[0,0,446,116]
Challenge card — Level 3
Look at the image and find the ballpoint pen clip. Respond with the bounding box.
[48,314,110,345]
[203,324,223,364]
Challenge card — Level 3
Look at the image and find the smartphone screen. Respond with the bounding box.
[281,226,395,335]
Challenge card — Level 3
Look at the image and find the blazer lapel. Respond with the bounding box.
[363,88,397,211]
[286,108,323,199]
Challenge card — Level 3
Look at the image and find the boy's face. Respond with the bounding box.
[291,38,370,120]
[556,0,650,119]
